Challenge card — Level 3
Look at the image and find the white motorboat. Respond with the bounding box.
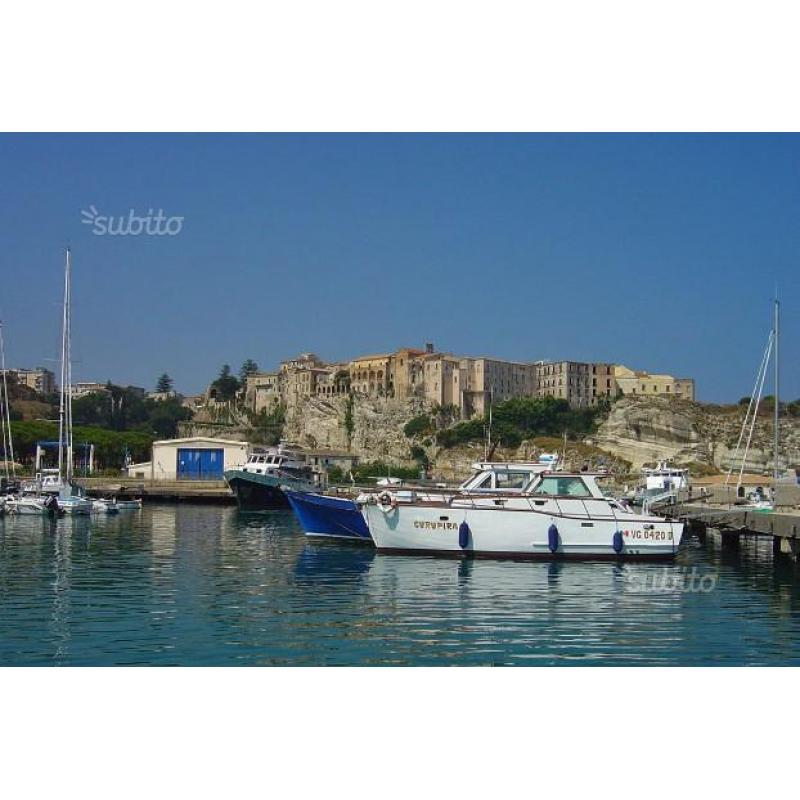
[359,454,563,506]
[112,498,143,511]
[92,498,120,514]
[5,495,62,516]
[289,457,561,541]
[363,470,683,560]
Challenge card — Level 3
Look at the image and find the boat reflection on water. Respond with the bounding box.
[293,540,375,585]
[356,552,697,665]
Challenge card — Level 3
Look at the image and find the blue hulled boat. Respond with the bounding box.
[284,490,372,542]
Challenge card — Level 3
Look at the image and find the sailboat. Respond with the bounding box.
[724,298,786,510]
[49,249,93,514]
[0,321,19,514]
[7,250,92,516]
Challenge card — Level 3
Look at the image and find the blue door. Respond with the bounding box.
[176,448,224,480]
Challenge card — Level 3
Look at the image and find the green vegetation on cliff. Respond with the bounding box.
[328,460,421,485]
[435,396,608,450]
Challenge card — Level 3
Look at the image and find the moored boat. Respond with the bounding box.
[630,461,689,507]
[224,444,321,510]
[286,458,560,542]
[5,495,64,516]
[363,471,684,560]
[285,490,371,541]
[92,498,120,514]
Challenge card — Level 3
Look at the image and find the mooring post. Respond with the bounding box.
[721,531,741,550]
[775,537,800,563]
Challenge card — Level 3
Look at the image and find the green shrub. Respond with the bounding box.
[437,396,606,450]
[350,461,420,484]
[403,414,433,438]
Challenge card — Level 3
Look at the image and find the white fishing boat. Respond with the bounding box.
[224,443,322,510]
[632,461,689,506]
[363,470,683,560]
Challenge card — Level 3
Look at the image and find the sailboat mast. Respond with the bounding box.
[65,248,73,482]
[773,296,780,481]
[58,249,70,479]
[485,388,493,460]
[0,321,15,478]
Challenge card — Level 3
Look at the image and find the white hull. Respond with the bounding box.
[5,498,50,515]
[364,500,683,559]
[114,499,143,510]
[59,497,93,515]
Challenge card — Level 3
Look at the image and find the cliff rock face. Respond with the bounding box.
[182,394,799,478]
[589,397,800,473]
[282,395,428,462]
[589,398,704,468]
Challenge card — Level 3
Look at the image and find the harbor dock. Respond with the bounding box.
[654,483,800,561]
[80,478,235,503]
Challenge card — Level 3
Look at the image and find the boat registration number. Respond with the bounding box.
[623,530,673,541]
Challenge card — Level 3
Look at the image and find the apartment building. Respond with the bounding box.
[10,367,56,395]
[460,357,537,417]
[535,361,616,408]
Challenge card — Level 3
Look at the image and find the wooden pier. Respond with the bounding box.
[653,484,800,561]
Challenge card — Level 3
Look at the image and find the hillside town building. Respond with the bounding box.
[9,367,56,395]
[230,345,694,418]
[613,365,695,401]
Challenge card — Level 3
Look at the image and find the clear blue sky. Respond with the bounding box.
[0,133,796,402]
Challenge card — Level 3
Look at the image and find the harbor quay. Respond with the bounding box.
[655,482,800,562]
[79,477,236,504]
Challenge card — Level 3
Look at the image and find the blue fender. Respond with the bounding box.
[548,524,559,553]
[458,521,470,549]
[612,530,624,554]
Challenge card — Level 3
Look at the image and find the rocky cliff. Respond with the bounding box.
[183,393,800,479]
[282,395,428,461]
[588,396,800,474]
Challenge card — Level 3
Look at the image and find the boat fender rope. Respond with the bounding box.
[458,521,470,549]
[548,523,559,553]
[612,530,624,554]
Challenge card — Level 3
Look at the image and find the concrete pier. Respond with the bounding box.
[80,478,235,504]
[655,490,800,563]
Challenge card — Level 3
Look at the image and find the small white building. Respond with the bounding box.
[127,437,249,481]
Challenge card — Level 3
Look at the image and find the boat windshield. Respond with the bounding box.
[462,469,534,492]
[530,476,593,497]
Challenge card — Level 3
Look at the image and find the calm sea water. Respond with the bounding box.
[1,504,799,666]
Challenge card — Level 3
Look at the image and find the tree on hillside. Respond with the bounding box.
[211,364,240,402]
[239,359,259,382]
[148,398,192,438]
[156,373,173,393]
